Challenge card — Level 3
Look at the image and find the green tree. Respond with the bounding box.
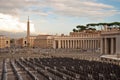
[86,23,97,30]
[76,25,87,31]
[73,28,78,32]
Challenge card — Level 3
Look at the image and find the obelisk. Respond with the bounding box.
[27,16,30,47]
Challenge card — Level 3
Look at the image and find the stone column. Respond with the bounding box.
[89,40,91,49]
[78,40,79,49]
[70,40,72,48]
[76,40,78,48]
[86,40,88,49]
[92,40,94,49]
[66,40,68,48]
[99,40,100,48]
[79,40,81,49]
[93,40,95,50]
[68,40,69,48]
[69,40,71,49]
[80,40,81,49]
[73,40,75,49]
[100,39,103,54]
[91,40,93,49]
[83,40,85,49]
[75,40,77,49]
[113,38,116,54]
[81,40,83,49]
[63,40,65,48]
[84,40,86,49]
[74,40,76,49]
[83,40,84,49]
[111,38,114,54]
[60,40,62,48]
[105,38,108,54]
[91,40,93,50]
[72,40,73,48]
[87,40,88,49]
[63,40,64,48]
[88,40,90,49]
[61,40,63,48]
[53,40,56,49]
[61,40,62,48]
[95,40,96,49]
[96,40,98,49]
[58,40,61,48]
[65,40,66,48]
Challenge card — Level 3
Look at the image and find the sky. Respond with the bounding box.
[0,0,120,38]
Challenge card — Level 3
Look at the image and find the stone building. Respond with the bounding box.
[16,38,27,47]
[53,31,101,51]
[15,17,120,55]
[29,36,36,47]
[0,35,10,48]
[53,29,120,55]
[34,35,53,48]
[100,30,120,54]
[16,36,36,48]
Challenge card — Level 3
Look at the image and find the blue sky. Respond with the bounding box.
[0,0,120,37]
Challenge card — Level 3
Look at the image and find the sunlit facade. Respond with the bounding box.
[16,36,36,48]
[53,31,101,51]
[34,35,53,48]
[0,35,10,48]
[53,29,120,55]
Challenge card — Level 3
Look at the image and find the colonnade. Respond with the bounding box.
[54,39,100,50]
[101,38,116,54]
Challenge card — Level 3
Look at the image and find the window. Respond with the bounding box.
[24,41,26,44]
[6,41,8,44]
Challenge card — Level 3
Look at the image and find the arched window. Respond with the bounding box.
[24,41,27,44]
[6,41,8,44]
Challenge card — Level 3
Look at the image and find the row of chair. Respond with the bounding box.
[15,60,39,80]
[10,60,23,80]
[1,59,7,80]
[19,58,55,80]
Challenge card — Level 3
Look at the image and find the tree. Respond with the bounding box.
[76,25,87,31]
[72,22,120,32]
[87,28,96,30]
[86,23,97,31]
[73,28,78,32]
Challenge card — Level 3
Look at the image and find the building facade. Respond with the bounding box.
[53,31,101,51]
[0,35,10,48]
[13,29,120,55]
[34,35,53,48]
[53,29,120,55]
[100,30,120,55]
[29,36,36,47]
[16,36,36,48]
[16,38,27,47]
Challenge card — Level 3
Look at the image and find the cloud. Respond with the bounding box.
[0,13,35,33]
[45,0,119,18]
[0,0,38,16]
[0,0,119,19]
